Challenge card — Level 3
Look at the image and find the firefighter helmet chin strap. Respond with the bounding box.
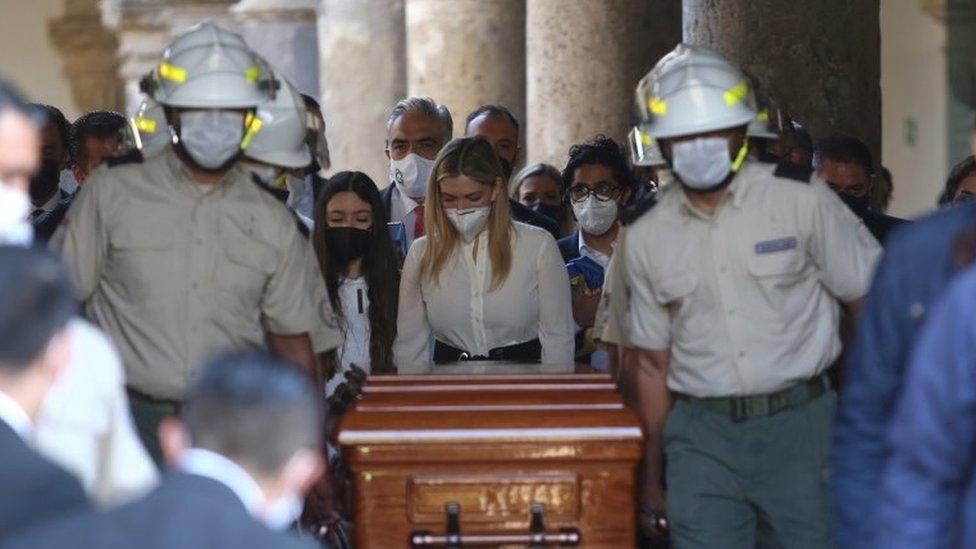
[731,139,749,173]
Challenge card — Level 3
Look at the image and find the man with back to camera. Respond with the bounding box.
[4,351,327,549]
[619,44,880,547]
[0,246,90,543]
[59,22,339,464]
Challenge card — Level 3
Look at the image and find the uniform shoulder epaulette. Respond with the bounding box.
[621,195,657,226]
[773,161,814,184]
[104,149,144,168]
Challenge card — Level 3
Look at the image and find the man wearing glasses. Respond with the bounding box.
[557,136,636,369]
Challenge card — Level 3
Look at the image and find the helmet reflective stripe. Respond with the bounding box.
[635,43,757,139]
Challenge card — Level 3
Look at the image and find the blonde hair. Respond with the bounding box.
[422,137,513,290]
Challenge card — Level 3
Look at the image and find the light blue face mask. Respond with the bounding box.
[178,110,245,170]
[671,136,748,190]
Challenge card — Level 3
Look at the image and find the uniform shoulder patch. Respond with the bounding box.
[621,195,657,226]
[104,149,144,168]
[773,161,814,184]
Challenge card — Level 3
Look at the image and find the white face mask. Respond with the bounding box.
[249,165,280,187]
[260,493,303,531]
[178,110,245,170]
[671,136,735,190]
[446,206,491,243]
[390,153,434,199]
[572,194,618,236]
[0,183,33,246]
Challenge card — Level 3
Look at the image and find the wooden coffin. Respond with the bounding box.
[335,367,645,548]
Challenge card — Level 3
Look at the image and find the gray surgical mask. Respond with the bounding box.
[178,110,245,170]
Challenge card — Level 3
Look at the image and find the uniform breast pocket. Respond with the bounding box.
[746,241,809,323]
[218,237,278,310]
[108,229,175,303]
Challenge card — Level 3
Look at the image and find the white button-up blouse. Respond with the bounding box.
[394,222,574,368]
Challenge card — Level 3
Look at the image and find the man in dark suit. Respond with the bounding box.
[814,135,908,245]
[464,104,559,237]
[0,246,89,543]
[6,352,327,549]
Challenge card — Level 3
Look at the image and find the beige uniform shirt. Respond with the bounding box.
[594,226,630,347]
[623,162,882,398]
[61,148,339,400]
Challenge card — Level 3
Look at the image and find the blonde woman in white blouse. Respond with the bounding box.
[395,137,574,367]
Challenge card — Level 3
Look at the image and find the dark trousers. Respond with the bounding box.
[127,388,181,468]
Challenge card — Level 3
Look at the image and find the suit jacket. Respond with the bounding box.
[4,472,320,549]
[0,421,89,543]
[557,231,581,265]
[31,191,76,244]
[380,184,560,237]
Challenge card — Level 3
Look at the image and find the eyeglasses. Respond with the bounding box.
[568,181,621,203]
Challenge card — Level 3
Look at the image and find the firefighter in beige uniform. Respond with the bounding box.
[60,23,339,463]
[620,44,881,548]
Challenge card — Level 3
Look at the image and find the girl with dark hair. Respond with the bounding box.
[312,171,399,396]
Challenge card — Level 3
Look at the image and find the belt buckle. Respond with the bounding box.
[459,351,470,361]
[731,396,771,422]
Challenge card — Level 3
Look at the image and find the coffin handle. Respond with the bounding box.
[408,501,582,547]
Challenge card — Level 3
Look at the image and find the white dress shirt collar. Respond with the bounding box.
[0,389,32,441]
[578,231,612,269]
[179,447,265,515]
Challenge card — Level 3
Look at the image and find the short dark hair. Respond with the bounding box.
[182,351,323,475]
[32,104,70,152]
[465,104,520,140]
[813,135,874,173]
[940,155,976,206]
[561,135,637,196]
[0,247,75,372]
[69,110,127,167]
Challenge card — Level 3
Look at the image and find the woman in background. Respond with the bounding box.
[313,171,399,396]
[511,163,574,238]
[395,137,573,367]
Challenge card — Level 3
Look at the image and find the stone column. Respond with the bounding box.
[527,0,681,167]
[317,0,406,185]
[683,0,882,161]
[405,0,525,138]
[49,0,125,112]
[233,0,320,97]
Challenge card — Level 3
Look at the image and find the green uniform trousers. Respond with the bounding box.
[127,389,181,468]
[664,391,836,549]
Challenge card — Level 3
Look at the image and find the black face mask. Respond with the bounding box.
[29,159,61,204]
[839,193,870,215]
[530,203,564,224]
[326,227,373,263]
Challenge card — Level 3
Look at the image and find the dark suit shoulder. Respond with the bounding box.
[0,425,88,544]
[509,199,559,237]
[773,161,814,183]
[557,232,580,264]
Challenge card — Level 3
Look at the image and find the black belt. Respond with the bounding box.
[126,387,182,411]
[433,338,542,364]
